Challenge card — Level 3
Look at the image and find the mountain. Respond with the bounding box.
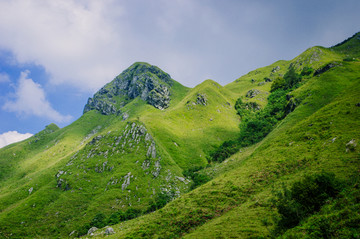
[0,32,359,238]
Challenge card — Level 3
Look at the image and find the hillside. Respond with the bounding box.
[0,33,359,238]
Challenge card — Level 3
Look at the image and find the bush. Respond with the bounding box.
[91,213,107,228]
[272,173,342,234]
[183,166,211,190]
[270,77,286,92]
[147,192,172,212]
[301,66,314,76]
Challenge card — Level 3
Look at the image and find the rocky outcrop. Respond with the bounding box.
[87,227,98,236]
[246,89,261,98]
[271,66,280,73]
[196,93,208,106]
[314,62,342,76]
[105,227,115,235]
[84,63,174,115]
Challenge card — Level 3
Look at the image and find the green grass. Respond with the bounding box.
[91,58,360,238]
[1,36,360,238]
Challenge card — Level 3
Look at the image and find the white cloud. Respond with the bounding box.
[0,72,10,83]
[0,0,359,92]
[3,70,72,123]
[0,131,33,148]
[0,0,125,91]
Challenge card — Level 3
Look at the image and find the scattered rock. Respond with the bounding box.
[258,82,265,86]
[28,187,33,194]
[146,142,156,158]
[83,63,173,114]
[152,160,161,178]
[87,227,98,236]
[346,139,357,152]
[122,172,131,190]
[245,89,260,98]
[314,62,342,76]
[175,176,189,184]
[264,77,272,82]
[122,112,129,120]
[196,93,208,106]
[105,227,115,235]
[272,66,280,73]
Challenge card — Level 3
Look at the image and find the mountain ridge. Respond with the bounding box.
[0,32,359,238]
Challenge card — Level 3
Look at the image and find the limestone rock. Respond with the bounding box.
[122,112,129,120]
[314,62,342,76]
[246,89,260,98]
[272,66,280,73]
[122,172,131,190]
[105,227,115,235]
[196,93,208,106]
[87,227,98,236]
[346,139,357,152]
[83,63,173,115]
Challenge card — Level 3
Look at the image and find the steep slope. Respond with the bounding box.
[0,63,243,238]
[89,37,360,238]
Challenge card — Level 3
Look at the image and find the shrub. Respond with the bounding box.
[301,66,314,76]
[272,173,342,234]
[147,192,172,212]
[91,213,107,228]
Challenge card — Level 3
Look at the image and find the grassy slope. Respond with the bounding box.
[91,49,360,238]
[0,72,245,238]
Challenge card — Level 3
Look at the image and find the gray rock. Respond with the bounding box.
[122,112,129,120]
[196,93,208,106]
[83,63,173,115]
[152,160,161,178]
[87,227,98,236]
[105,227,115,235]
[314,62,342,76]
[246,89,261,98]
[28,187,33,194]
[147,142,156,158]
[346,139,357,152]
[122,172,131,190]
[272,66,280,73]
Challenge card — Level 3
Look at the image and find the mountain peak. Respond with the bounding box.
[84,62,175,115]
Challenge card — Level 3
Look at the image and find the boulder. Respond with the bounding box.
[272,66,280,73]
[87,227,98,236]
[196,93,208,106]
[246,89,261,98]
[314,62,342,76]
[105,227,115,235]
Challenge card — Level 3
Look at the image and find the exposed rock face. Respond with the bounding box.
[84,62,174,115]
[314,62,342,76]
[272,66,280,73]
[246,89,261,98]
[196,93,208,106]
[87,227,98,236]
[105,227,115,235]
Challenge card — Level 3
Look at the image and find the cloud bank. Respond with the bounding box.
[0,0,359,92]
[0,131,33,148]
[3,71,72,123]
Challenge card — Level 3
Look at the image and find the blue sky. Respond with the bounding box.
[0,0,359,147]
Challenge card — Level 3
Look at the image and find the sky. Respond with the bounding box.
[0,0,359,148]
